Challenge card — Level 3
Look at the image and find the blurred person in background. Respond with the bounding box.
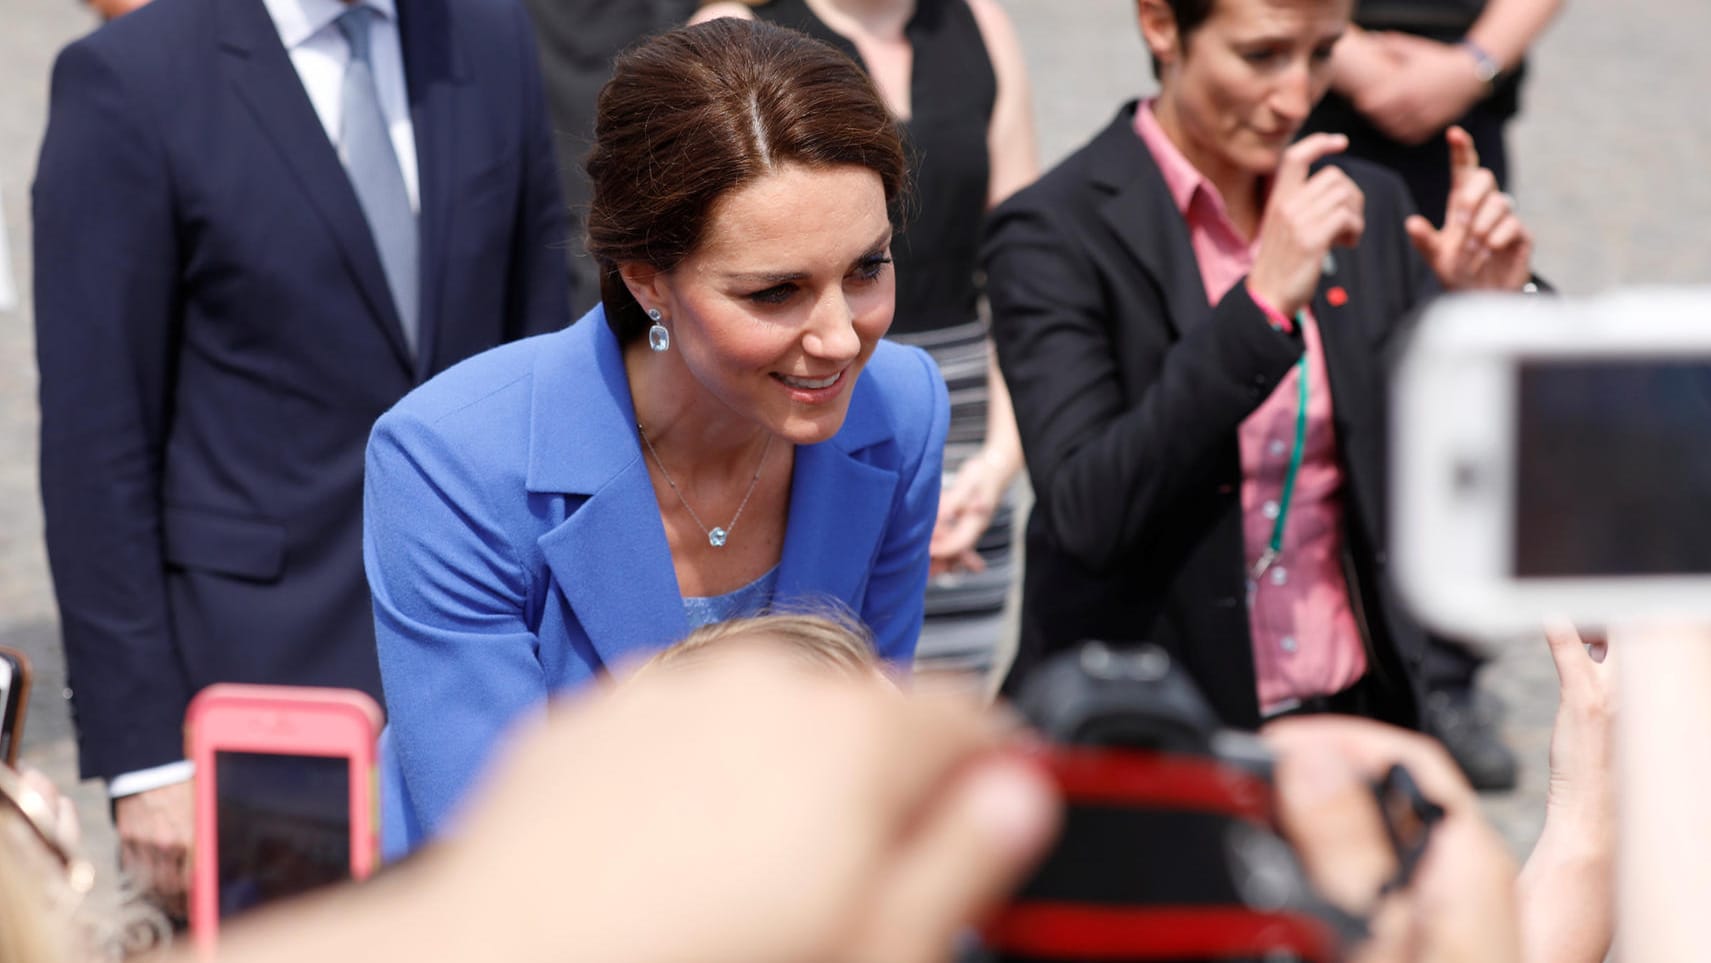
[364,18,948,852]
[692,0,1039,682]
[1300,0,1564,790]
[1304,0,1560,225]
[985,0,1534,739]
[516,0,698,315]
[32,0,571,918]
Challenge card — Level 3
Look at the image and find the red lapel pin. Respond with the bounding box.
[1327,286,1349,307]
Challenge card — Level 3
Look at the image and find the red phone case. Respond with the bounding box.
[185,684,382,953]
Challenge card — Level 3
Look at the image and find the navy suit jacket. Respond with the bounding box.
[365,308,948,845]
[33,0,571,780]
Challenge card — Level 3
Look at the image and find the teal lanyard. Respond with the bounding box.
[1251,317,1309,581]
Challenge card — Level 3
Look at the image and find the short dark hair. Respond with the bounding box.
[1149,0,1217,78]
[585,19,909,342]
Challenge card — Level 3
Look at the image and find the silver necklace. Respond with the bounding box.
[637,423,775,548]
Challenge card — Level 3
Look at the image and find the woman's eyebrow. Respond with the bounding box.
[721,228,893,283]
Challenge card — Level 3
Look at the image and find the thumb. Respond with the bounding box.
[855,756,1060,963]
[1405,214,1440,262]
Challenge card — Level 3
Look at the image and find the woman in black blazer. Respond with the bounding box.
[983,0,1534,730]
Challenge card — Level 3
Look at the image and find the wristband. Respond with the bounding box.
[1459,39,1501,87]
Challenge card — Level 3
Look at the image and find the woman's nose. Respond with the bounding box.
[1273,60,1314,124]
[802,294,863,362]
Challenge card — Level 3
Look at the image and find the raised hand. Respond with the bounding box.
[1247,133,1365,320]
[1404,127,1533,291]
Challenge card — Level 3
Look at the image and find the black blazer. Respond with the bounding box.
[984,103,1434,729]
[33,0,571,780]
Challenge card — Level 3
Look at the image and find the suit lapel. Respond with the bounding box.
[775,406,898,611]
[529,317,687,669]
[217,0,413,373]
[1092,105,1212,337]
[397,0,468,380]
[1311,252,1365,426]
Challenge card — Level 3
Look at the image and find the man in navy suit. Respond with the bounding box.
[32,0,570,910]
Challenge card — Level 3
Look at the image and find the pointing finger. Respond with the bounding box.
[1447,125,1480,175]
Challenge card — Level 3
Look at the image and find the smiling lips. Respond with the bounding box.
[773,368,847,400]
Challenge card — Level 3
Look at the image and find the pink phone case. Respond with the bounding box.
[185,684,382,954]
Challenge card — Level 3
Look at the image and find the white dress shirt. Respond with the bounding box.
[264,0,420,212]
[110,0,418,800]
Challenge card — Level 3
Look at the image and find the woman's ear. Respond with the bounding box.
[1136,0,1182,70]
[618,263,671,317]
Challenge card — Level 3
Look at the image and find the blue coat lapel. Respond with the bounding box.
[524,312,903,668]
[527,315,685,669]
[776,400,898,612]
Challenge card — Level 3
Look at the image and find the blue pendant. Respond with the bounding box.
[708,527,728,548]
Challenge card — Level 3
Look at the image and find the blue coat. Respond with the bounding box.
[365,308,949,845]
[32,0,570,781]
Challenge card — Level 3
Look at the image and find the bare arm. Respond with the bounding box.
[1338,0,1564,145]
[927,0,1035,575]
[1514,625,1615,963]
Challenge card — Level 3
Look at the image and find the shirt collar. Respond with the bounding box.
[1132,98,1213,220]
[262,0,399,51]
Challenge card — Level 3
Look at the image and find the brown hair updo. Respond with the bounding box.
[585,18,909,342]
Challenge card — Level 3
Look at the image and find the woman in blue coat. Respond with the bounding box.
[364,18,948,846]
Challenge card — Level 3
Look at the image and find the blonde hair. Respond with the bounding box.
[643,609,884,681]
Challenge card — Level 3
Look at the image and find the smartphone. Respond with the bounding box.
[0,646,31,766]
[1393,289,1711,636]
[186,684,382,950]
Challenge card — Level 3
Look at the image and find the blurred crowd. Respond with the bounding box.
[0,0,1664,960]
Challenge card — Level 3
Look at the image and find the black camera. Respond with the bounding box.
[978,642,1437,963]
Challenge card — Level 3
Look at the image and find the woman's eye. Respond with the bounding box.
[747,284,796,305]
[1311,44,1337,62]
[1241,48,1279,66]
[854,256,893,282]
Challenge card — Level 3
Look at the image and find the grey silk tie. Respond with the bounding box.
[336,5,419,357]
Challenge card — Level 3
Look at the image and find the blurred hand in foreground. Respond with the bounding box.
[208,645,1060,963]
[1265,716,1521,963]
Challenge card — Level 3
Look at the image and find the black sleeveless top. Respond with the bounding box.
[749,0,997,336]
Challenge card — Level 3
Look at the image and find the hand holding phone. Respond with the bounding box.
[186,684,381,952]
[0,646,32,766]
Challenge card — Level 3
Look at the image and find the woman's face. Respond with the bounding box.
[638,163,895,446]
[1146,0,1352,184]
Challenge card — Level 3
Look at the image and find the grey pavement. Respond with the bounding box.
[0,0,1705,888]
